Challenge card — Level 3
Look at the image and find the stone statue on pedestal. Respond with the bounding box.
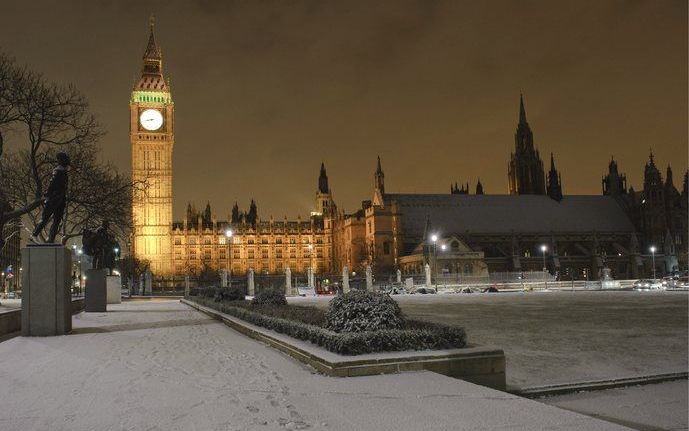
[31,152,70,243]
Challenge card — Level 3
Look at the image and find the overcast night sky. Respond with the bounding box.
[1,0,686,220]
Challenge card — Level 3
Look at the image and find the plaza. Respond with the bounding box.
[0,291,686,430]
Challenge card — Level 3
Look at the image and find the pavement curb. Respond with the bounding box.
[512,372,689,398]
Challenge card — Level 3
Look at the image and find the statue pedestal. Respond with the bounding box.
[106,275,122,304]
[85,269,107,312]
[21,245,72,336]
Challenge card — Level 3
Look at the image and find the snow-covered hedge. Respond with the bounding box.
[193,297,466,355]
[326,291,404,332]
[251,290,288,307]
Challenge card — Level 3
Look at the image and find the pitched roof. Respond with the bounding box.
[384,193,635,236]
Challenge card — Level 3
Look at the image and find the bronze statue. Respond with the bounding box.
[82,220,120,271]
[31,152,70,243]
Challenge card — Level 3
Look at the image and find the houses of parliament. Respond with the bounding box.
[131,22,687,281]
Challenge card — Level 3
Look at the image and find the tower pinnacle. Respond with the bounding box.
[519,93,527,125]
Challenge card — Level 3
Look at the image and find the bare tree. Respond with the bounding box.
[1,143,140,246]
[0,52,137,248]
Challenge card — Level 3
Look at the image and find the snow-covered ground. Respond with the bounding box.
[542,380,688,431]
[0,300,634,431]
[292,290,688,389]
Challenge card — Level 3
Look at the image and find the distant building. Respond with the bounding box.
[332,98,687,280]
[170,169,334,277]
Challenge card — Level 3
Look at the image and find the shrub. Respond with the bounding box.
[251,289,288,307]
[326,290,404,333]
[214,286,245,302]
[192,297,467,355]
[202,286,217,299]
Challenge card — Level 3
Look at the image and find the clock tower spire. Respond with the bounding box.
[130,16,174,275]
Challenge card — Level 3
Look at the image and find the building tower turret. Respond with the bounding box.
[507,94,546,195]
[314,163,335,217]
[373,156,385,206]
[602,157,627,196]
[131,15,174,275]
[546,153,563,202]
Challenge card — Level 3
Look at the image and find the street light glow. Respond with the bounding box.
[431,234,438,242]
[225,229,233,238]
[649,246,656,253]
[441,244,447,251]
[540,244,547,252]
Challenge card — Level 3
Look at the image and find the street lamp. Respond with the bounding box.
[540,244,548,289]
[430,234,439,290]
[77,248,83,294]
[225,229,233,286]
[649,246,657,281]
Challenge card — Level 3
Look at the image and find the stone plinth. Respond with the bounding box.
[85,269,107,312]
[21,245,72,336]
[106,275,122,304]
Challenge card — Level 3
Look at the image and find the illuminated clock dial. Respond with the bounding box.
[140,109,163,131]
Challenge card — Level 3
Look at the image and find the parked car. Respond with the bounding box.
[414,287,436,294]
[7,292,16,299]
[483,286,499,293]
[633,279,663,290]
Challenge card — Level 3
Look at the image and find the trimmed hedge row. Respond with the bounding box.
[192,297,466,355]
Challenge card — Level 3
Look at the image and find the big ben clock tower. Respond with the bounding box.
[131,17,173,275]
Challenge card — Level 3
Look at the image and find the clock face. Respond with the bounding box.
[140,109,163,131]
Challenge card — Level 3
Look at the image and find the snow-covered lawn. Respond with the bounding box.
[291,290,688,389]
[0,300,633,431]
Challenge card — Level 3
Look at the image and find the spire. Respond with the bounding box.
[318,162,329,193]
[547,153,563,202]
[665,165,674,187]
[135,15,167,91]
[519,93,527,125]
[374,156,385,195]
[143,15,161,61]
[475,178,484,195]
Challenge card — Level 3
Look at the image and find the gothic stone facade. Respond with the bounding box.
[130,20,174,275]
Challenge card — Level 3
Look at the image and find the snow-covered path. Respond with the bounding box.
[0,300,632,430]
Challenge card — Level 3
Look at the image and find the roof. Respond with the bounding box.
[384,193,635,236]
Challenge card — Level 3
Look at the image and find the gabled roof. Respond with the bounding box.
[384,193,635,236]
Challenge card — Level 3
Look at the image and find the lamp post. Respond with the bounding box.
[77,248,83,295]
[113,247,120,275]
[649,246,656,281]
[225,229,233,286]
[540,244,548,289]
[430,234,438,290]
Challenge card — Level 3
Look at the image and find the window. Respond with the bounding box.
[261,238,269,244]
[219,236,226,245]
[248,251,255,259]
[248,239,255,244]
[189,238,196,245]
[276,238,283,244]
[174,238,181,245]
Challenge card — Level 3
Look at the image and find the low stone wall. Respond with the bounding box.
[0,297,86,339]
[182,298,506,390]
